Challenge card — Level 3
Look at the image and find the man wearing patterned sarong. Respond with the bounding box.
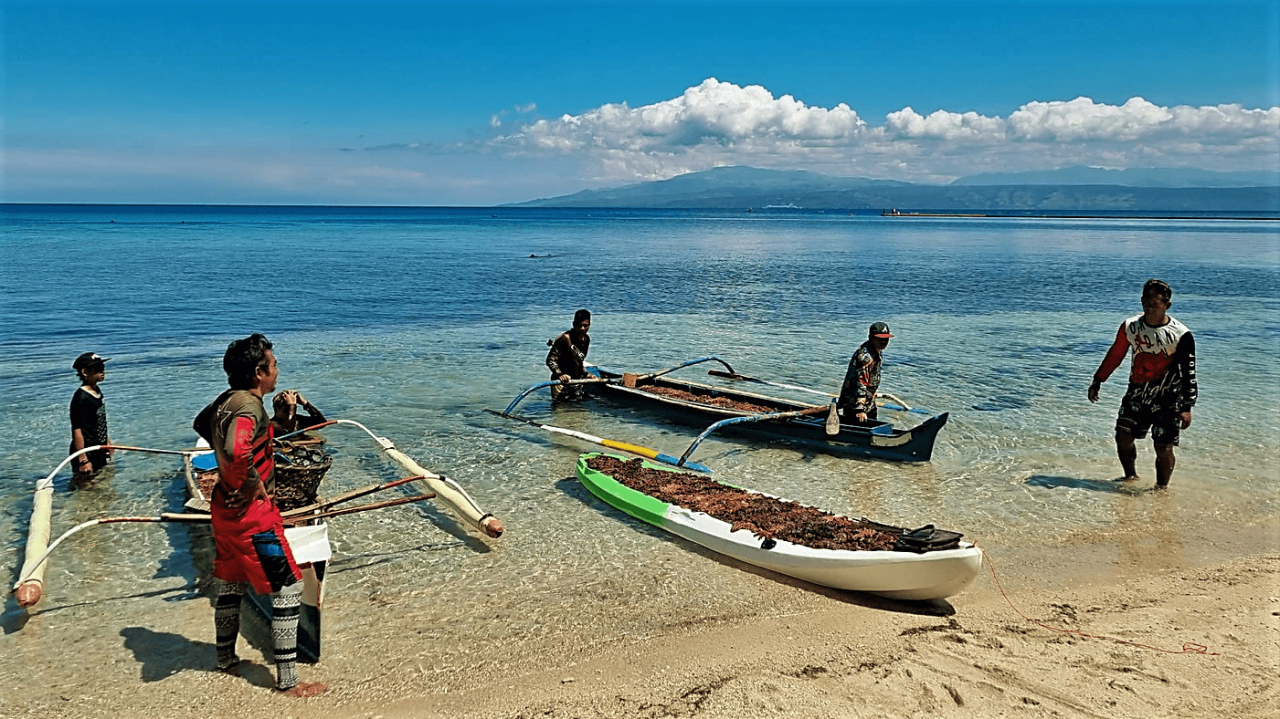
[193,333,326,697]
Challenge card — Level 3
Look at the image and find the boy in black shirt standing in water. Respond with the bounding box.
[69,352,112,480]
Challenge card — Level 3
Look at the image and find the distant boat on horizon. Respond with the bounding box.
[761,203,801,209]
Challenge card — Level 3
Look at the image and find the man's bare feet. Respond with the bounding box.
[217,658,245,675]
[278,682,327,698]
[1116,475,1141,482]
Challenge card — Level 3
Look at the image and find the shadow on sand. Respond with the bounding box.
[119,626,281,686]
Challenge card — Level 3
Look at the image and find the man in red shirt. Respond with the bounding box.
[194,334,326,697]
[1088,279,1197,488]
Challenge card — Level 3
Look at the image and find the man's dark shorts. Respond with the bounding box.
[1116,382,1181,445]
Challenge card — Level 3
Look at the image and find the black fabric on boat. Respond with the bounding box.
[894,525,963,553]
[859,519,964,553]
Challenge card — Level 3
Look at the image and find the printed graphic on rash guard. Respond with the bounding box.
[1122,314,1191,384]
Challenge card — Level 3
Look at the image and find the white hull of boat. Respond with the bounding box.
[577,453,982,601]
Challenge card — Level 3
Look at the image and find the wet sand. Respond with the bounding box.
[2,515,1276,719]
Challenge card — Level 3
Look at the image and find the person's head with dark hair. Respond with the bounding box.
[1140,279,1174,326]
[571,309,591,341]
[223,333,275,390]
[1143,278,1172,305]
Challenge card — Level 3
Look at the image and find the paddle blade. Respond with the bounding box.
[825,400,840,436]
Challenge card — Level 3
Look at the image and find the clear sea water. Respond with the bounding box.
[1,205,1277,698]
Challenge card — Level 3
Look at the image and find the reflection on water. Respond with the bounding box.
[1025,475,1149,494]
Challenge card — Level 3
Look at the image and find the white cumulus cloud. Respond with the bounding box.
[499,77,866,156]
[885,107,1006,141]
[489,79,1280,184]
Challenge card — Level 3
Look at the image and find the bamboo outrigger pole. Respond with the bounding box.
[15,444,203,609]
[277,420,504,538]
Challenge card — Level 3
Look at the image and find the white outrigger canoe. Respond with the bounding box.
[13,419,503,659]
[576,452,982,601]
[180,418,506,661]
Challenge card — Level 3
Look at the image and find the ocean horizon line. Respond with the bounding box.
[3,202,1277,220]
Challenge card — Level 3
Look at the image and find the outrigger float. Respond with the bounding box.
[500,357,948,465]
[12,418,502,660]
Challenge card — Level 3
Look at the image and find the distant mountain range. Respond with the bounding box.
[508,166,1280,211]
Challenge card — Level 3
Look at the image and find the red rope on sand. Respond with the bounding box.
[980,548,1220,656]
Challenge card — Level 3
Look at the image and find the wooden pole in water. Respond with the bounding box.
[15,477,54,608]
[14,448,101,608]
[383,447,504,537]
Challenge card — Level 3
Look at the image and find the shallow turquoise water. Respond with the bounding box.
[1,206,1277,663]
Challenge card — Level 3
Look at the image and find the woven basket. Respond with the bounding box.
[273,445,333,512]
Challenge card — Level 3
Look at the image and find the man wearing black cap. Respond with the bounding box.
[69,352,112,477]
[838,323,894,424]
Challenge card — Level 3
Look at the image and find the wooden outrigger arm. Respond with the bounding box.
[14,444,206,609]
[501,377,617,415]
[501,356,738,416]
[11,476,439,599]
[676,402,871,468]
[277,419,504,538]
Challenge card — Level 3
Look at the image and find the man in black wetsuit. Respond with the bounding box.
[546,309,591,399]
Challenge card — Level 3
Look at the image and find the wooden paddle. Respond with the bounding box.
[484,409,712,473]
[824,398,841,435]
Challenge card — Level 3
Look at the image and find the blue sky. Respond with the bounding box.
[3,0,1279,206]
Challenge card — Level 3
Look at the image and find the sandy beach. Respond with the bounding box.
[4,514,1276,719]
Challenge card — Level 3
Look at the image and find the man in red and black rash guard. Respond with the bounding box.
[1088,279,1197,488]
[194,333,325,698]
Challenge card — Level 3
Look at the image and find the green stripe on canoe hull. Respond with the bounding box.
[575,452,672,528]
